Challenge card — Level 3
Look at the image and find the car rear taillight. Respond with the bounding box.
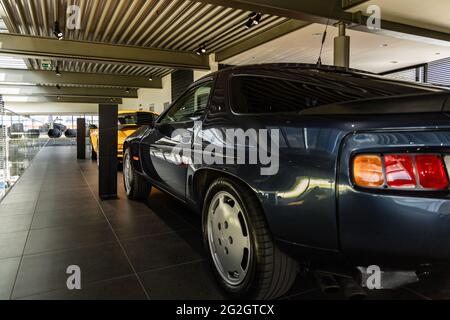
[353,155,384,188]
[352,153,449,190]
[416,155,449,189]
[384,155,416,188]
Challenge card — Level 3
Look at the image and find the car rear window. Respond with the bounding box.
[231,74,441,114]
[118,114,137,125]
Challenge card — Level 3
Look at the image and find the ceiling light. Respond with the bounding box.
[196,45,207,55]
[245,12,261,29]
[245,19,255,29]
[53,21,63,40]
[254,13,262,24]
[125,88,130,93]
[149,76,153,81]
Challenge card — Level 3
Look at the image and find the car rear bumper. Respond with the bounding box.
[339,191,450,266]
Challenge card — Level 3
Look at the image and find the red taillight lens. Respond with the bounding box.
[416,155,448,189]
[384,155,416,188]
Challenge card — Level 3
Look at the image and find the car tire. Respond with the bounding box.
[203,178,298,300]
[123,148,151,201]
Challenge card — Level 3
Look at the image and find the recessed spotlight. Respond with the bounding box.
[149,76,153,81]
[380,44,388,47]
[245,12,261,29]
[390,61,399,64]
[253,13,262,25]
[125,88,130,93]
[53,21,63,40]
[57,96,61,100]
[196,45,207,55]
[436,52,441,55]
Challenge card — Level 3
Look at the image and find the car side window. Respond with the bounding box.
[159,82,213,124]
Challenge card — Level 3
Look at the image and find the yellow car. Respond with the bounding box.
[89,110,159,162]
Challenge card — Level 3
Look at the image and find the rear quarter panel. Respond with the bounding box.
[338,123,450,266]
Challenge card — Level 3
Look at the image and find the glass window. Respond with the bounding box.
[118,114,137,126]
[231,75,438,114]
[160,82,212,124]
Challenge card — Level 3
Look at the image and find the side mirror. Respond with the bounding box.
[136,112,156,126]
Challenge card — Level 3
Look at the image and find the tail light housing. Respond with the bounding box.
[352,153,449,190]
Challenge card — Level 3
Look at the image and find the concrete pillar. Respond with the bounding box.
[76,118,85,159]
[334,22,350,68]
[98,104,118,200]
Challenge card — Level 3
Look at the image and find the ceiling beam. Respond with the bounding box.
[341,0,369,10]
[196,0,450,46]
[0,33,210,70]
[2,95,123,104]
[216,19,311,61]
[0,85,138,98]
[0,68,163,88]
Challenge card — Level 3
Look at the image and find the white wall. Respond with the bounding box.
[120,74,172,114]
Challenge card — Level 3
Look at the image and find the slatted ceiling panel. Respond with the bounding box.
[428,57,450,87]
[383,68,418,82]
[0,0,289,84]
[0,0,288,51]
[29,58,173,78]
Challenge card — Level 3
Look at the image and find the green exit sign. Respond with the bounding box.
[41,60,52,70]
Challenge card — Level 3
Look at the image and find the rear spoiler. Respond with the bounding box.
[301,92,450,115]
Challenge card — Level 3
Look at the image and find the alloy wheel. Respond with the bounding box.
[207,191,251,286]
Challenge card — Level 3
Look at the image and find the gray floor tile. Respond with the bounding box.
[0,257,20,300]
[0,214,33,234]
[12,243,133,299]
[139,261,224,300]
[122,230,205,273]
[0,231,28,259]
[25,222,116,255]
[19,275,147,300]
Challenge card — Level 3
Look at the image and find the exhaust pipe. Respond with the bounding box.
[338,277,367,300]
[315,272,340,294]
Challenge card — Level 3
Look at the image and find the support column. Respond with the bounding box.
[171,70,194,101]
[98,104,118,200]
[334,22,350,68]
[76,118,86,159]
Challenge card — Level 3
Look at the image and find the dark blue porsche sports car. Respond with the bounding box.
[123,64,450,299]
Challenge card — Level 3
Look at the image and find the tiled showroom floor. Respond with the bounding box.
[0,145,447,300]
